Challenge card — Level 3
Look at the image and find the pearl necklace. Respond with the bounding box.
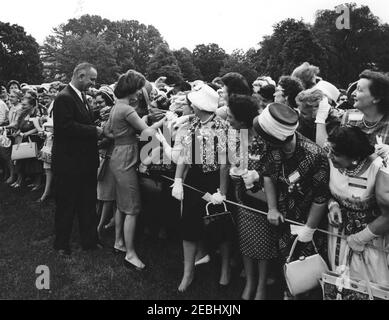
[362,116,381,129]
[200,114,214,125]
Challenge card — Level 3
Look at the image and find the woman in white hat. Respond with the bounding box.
[171,83,232,292]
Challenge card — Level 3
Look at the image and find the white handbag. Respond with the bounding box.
[284,237,329,296]
[11,137,38,160]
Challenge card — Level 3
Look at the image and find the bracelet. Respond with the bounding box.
[328,200,340,211]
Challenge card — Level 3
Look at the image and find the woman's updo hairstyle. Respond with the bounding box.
[114,70,146,99]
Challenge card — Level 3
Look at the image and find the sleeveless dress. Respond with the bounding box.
[328,156,389,286]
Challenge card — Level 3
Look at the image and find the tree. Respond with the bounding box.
[173,48,202,81]
[147,44,183,84]
[193,44,227,82]
[220,49,258,85]
[41,15,165,83]
[255,19,327,82]
[0,22,43,84]
[109,20,165,74]
[312,3,388,87]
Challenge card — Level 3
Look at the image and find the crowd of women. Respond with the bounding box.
[1,61,389,300]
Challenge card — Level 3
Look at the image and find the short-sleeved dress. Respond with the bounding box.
[263,132,330,261]
[233,135,278,260]
[107,102,140,215]
[173,115,232,242]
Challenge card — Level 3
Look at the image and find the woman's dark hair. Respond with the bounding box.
[221,72,251,96]
[359,70,389,114]
[327,125,375,160]
[258,84,275,101]
[228,94,259,128]
[7,80,21,92]
[278,76,304,109]
[114,70,146,99]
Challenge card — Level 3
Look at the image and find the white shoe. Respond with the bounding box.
[194,254,211,266]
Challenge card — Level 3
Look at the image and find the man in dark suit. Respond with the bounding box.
[52,62,103,255]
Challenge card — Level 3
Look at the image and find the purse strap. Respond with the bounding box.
[205,202,228,217]
[286,237,319,264]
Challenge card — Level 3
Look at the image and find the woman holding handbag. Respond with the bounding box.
[171,83,232,292]
[326,125,389,286]
[12,92,44,189]
[248,103,330,298]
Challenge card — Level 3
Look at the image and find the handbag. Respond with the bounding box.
[321,248,389,300]
[284,237,329,296]
[138,173,163,194]
[203,202,236,244]
[0,128,11,148]
[11,137,38,160]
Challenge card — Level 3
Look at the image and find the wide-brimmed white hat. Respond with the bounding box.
[314,80,340,103]
[187,83,219,113]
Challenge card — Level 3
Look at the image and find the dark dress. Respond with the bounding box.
[263,132,330,261]
[233,136,278,260]
[175,115,233,242]
[15,115,44,176]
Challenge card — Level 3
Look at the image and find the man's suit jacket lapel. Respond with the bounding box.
[67,85,93,122]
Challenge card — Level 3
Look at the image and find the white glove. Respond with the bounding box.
[155,128,167,144]
[293,225,316,243]
[171,178,184,201]
[315,96,331,124]
[172,115,190,129]
[210,189,226,205]
[347,226,377,253]
[375,143,389,159]
[241,170,259,189]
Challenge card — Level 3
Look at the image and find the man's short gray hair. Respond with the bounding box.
[72,62,96,77]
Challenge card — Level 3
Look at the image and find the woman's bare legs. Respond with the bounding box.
[123,214,145,269]
[97,201,114,239]
[254,260,268,300]
[114,209,125,250]
[40,169,53,201]
[178,240,197,292]
[241,256,256,300]
[219,241,231,286]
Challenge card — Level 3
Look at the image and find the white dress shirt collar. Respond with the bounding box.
[69,82,84,102]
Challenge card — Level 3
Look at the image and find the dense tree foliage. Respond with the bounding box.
[0,22,43,85]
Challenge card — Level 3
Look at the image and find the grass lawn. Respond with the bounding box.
[0,182,286,300]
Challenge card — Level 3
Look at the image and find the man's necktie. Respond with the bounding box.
[81,92,90,112]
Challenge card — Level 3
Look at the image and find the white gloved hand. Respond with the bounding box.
[347,226,377,253]
[294,225,316,243]
[171,178,184,201]
[241,170,259,189]
[375,143,389,159]
[210,189,226,205]
[172,115,190,129]
[155,128,167,144]
[315,96,331,124]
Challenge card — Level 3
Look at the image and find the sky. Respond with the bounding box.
[1,0,388,53]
